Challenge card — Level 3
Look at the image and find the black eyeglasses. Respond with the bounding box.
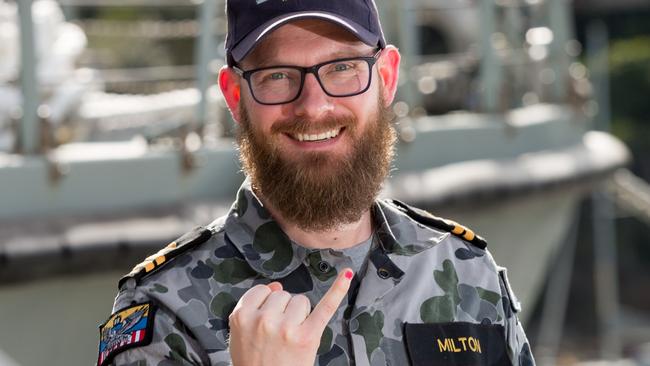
[233,50,382,105]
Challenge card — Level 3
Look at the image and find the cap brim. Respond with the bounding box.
[230,11,382,64]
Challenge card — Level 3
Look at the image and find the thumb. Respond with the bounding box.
[303,268,353,332]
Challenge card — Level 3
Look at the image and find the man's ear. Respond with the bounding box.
[219,66,242,123]
[377,46,401,106]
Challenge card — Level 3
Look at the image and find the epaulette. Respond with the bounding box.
[118,226,213,289]
[389,199,488,250]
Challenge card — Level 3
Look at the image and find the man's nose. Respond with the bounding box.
[293,73,334,119]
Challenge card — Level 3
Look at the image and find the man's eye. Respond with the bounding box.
[333,63,352,72]
[269,72,286,80]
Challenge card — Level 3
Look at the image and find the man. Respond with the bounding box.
[98,0,536,365]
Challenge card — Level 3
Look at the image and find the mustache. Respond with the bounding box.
[270,115,356,135]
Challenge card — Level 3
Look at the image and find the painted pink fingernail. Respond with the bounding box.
[345,270,353,280]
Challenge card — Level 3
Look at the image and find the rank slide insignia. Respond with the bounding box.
[97,302,156,366]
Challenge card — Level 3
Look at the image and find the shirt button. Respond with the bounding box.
[317,261,331,273]
[377,268,391,279]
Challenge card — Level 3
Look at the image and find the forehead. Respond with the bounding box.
[242,19,371,67]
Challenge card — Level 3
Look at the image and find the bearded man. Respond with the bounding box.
[97,0,535,365]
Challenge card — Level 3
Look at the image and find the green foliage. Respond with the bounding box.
[97,7,142,21]
[83,6,197,69]
[609,36,650,148]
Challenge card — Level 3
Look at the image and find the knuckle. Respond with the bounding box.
[257,312,277,334]
[228,309,240,324]
[279,326,295,343]
[320,301,337,316]
[332,283,347,296]
[228,309,248,328]
[298,296,312,314]
[273,290,291,301]
[250,284,271,295]
[281,290,292,299]
[294,293,310,305]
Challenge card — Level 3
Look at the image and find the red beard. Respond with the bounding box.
[236,95,396,232]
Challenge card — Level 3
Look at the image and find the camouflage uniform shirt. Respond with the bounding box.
[101,180,535,366]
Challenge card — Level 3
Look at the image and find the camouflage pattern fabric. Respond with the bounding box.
[102,180,535,365]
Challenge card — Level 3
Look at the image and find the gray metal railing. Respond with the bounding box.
[609,169,650,227]
[8,0,584,155]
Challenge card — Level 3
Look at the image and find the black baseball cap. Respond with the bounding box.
[225,0,386,66]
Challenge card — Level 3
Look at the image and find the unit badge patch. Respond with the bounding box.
[97,302,156,366]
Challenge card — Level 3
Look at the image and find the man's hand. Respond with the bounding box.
[228,268,354,366]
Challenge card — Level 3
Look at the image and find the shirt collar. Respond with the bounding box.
[373,199,448,256]
[223,179,309,279]
[223,179,447,279]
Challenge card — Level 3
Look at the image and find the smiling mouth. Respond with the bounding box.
[288,127,344,142]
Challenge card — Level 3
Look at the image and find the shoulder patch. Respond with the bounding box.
[118,226,213,289]
[389,199,488,250]
[97,302,156,366]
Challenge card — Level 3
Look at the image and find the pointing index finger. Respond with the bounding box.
[303,268,353,332]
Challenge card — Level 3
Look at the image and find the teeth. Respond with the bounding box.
[293,128,341,142]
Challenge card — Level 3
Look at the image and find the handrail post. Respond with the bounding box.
[17,0,40,154]
[395,0,421,111]
[479,0,500,113]
[587,20,622,360]
[195,0,218,135]
[548,0,572,102]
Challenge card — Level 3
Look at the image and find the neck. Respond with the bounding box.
[258,192,374,250]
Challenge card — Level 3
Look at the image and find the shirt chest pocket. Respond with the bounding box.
[403,322,512,366]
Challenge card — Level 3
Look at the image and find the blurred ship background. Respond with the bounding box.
[0,0,649,365]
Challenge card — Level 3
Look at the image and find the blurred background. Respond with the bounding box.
[0,0,648,365]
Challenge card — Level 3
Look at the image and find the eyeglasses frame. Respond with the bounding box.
[232,49,382,106]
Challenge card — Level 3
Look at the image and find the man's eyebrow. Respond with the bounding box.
[247,48,374,69]
[327,49,375,59]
